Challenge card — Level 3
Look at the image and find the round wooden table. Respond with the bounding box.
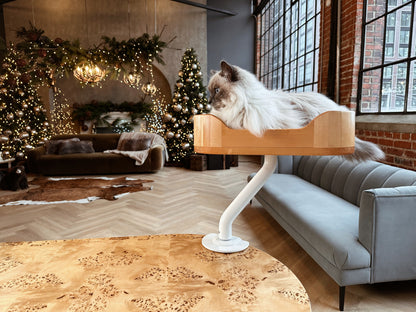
[0,234,311,311]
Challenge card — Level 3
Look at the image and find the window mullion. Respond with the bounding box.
[403,0,415,112]
[377,0,389,113]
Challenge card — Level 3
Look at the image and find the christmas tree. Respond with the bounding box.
[0,45,51,159]
[163,48,209,164]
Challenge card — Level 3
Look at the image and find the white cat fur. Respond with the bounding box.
[208,61,384,162]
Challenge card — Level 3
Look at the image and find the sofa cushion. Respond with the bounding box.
[50,134,120,152]
[256,173,371,270]
[295,156,416,206]
[117,133,153,151]
[90,134,120,152]
[58,140,95,155]
[38,152,153,175]
[45,138,80,154]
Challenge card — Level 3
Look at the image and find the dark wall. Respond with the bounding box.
[207,0,255,74]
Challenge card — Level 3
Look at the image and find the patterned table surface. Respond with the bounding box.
[0,234,311,312]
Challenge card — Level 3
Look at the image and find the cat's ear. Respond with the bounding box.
[210,69,218,76]
[220,61,238,82]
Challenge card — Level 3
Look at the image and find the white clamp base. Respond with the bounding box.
[202,233,249,253]
[202,155,277,253]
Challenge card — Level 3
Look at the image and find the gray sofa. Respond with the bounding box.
[251,155,416,310]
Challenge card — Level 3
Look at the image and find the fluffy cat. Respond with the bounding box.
[208,61,384,162]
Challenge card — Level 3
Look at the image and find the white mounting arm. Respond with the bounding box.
[202,155,277,253]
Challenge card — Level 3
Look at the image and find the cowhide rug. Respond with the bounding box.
[0,177,153,206]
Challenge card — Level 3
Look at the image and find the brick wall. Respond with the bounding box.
[340,0,363,111]
[357,129,416,169]
[320,1,331,95]
[320,0,362,109]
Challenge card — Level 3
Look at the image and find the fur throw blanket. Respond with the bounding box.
[104,132,168,165]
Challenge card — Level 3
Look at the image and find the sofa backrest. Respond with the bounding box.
[51,134,120,152]
[279,155,416,206]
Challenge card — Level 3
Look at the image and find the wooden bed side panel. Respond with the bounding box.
[194,111,355,156]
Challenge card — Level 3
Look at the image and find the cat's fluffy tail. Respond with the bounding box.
[343,137,385,162]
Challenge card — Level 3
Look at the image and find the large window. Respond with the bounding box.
[359,0,416,113]
[255,0,321,92]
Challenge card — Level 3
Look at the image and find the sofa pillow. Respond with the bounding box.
[118,139,151,151]
[46,138,81,154]
[58,140,95,155]
[117,135,153,151]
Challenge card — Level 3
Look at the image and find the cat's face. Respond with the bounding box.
[208,61,240,113]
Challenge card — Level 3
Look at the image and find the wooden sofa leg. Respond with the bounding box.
[339,286,345,311]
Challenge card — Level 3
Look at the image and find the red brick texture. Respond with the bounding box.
[356,130,416,170]
[319,0,362,109]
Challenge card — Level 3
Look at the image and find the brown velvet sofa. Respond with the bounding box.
[27,133,165,176]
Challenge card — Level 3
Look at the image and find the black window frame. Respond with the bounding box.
[254,0,321,92]
[358,0,416,114]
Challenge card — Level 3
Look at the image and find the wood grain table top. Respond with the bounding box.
[0,234,311,311]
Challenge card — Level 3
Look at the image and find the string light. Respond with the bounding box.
[50,87,75,135]
[144,88,168,136]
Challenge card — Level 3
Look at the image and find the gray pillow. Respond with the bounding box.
[58,140,95,155]
[117,134,153,151]
[46,138,80,154]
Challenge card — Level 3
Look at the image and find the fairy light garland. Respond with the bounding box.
[50,87,76,135]
[144,88,168,136]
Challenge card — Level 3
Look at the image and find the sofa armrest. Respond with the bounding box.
[26,146,46,173]
[359,186,416,283]
[149,145,165,171]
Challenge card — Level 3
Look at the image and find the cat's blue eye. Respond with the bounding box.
[215,88,220,94]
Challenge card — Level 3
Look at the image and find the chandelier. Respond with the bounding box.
[141,82,157,95]
[123,71,142,88]
[73,62,106,84]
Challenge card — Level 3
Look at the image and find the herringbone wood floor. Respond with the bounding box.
[1,157,415,311]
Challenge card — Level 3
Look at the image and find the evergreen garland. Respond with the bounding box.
[12,23,168,83]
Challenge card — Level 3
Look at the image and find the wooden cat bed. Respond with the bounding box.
[193,111,356,253]
[194,110,355,155]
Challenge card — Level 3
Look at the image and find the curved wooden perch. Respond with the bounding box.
[194,111,355,155]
